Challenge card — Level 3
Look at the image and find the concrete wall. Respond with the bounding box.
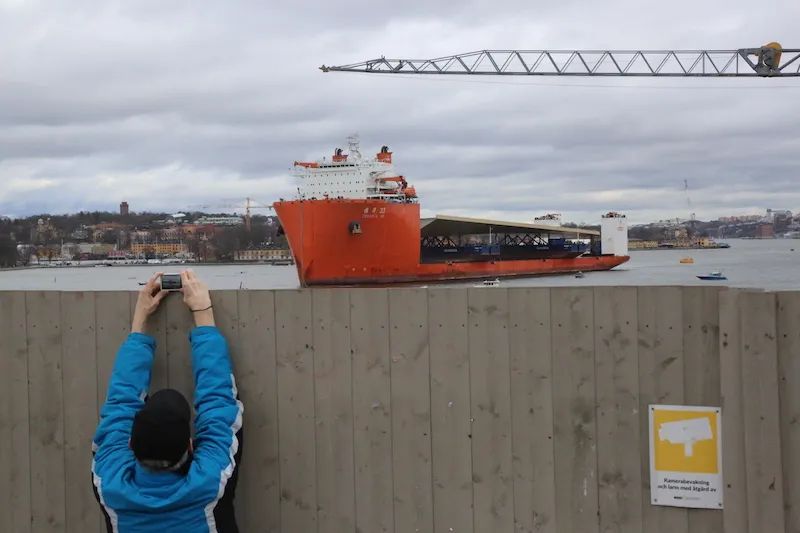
[0,287,798,532]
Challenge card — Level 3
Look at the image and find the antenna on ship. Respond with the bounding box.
[347,134,362,160]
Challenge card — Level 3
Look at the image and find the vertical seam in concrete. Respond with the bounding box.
[636,287,646,529]
[272,291,282,532]
[386,289,396,533]
[308,289,319,533]
[467,289,476,533]
[93,294,100,420]
[346,289,357,533]
[504,287,516,531]
[93,293,101,533]
[547,287,558,531]
[591,288,600,533]
[738,292,752,533]
[592,287,600,531]
[632,288,642,532]
[58,292,67,532]
[425,289,436,533]
[24,293,33,532]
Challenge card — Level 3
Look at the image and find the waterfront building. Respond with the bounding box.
[757,224,775,239]
[131,242,188,255]
[234,249,292,262]
[195,215,243,226]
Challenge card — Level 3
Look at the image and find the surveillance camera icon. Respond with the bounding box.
[658,418,713,457]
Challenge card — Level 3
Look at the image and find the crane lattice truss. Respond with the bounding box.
[322,47,800,77]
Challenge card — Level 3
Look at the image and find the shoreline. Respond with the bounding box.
[629,246,731,251]
[1,261,294,272]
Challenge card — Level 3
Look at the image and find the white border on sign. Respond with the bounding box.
[648,404,723,510]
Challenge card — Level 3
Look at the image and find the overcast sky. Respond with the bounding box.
[1,0,799,224]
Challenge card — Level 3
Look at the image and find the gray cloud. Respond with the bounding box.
[1,0,799,223]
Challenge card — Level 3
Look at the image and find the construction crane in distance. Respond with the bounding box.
[321,42,800,77]
[188,197,273,231]
[684,179,696,223]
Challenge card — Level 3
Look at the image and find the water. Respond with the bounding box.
[1,239,797,291]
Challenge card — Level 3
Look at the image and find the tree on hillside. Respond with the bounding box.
[0,234,16,267]
[99,230,119,245]
[213,228,242,262]
[17,245,33,266]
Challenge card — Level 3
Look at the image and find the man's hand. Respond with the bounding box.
[132,272,168,334]
[181,269,215,327]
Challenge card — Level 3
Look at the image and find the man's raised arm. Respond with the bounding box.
[93,273,168,455]
[181,270,243,467]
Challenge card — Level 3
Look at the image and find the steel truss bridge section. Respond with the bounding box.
[421,235,460,248]
[322,46,800,77]
[421,232,555,248]
[498,233,550,246]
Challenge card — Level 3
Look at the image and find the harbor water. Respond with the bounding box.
[1,239,797,291]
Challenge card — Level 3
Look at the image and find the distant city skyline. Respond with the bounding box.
[1,1,799,224]
[2,202,794,228]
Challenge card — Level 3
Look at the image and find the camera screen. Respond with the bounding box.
[161,274,182,291]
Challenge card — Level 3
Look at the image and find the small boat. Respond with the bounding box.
[575,271,585,278]
[697,271,727,281]
[680,257,694,264]
[474,278,501,287]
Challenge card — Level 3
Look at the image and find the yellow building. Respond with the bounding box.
[234,249,292,262]
[131,243,188,255]
[628,240,659,250]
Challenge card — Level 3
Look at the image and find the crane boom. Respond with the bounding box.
[321,44,800,77]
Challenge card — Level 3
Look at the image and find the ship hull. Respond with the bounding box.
[274,199,629,287]
[304,255,629,286]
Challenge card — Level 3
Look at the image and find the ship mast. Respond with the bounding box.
[347,134,362,161]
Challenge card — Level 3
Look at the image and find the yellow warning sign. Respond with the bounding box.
[653,409,719,474]
[649,404,723,509]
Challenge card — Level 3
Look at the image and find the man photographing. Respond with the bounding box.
[92,270,244,533]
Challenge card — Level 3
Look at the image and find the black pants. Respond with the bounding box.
[212,426,244,533]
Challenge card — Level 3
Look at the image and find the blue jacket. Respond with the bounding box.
[92,326,244,533]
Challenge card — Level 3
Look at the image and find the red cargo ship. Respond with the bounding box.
[274,138,629,286]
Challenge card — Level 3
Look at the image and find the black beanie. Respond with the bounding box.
[130,389,191,466]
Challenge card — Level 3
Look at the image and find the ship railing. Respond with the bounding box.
[366,192,407,201]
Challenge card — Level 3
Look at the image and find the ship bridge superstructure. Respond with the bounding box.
[292,136,417,203]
